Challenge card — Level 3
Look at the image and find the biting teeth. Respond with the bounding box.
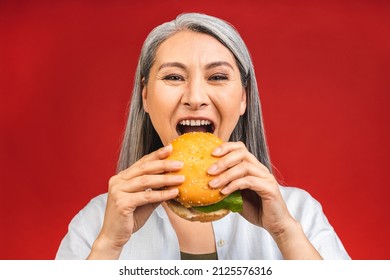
[180,120,211,126]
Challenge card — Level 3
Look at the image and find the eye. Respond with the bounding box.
[209,74,228,81]
[163,74,184,81]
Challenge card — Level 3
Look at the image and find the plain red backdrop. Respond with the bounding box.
[0,0,389,259]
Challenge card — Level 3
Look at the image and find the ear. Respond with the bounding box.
[141,78,149,113]
[239,88,247,115]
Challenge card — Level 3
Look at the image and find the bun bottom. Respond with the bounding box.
[166,200,230,222]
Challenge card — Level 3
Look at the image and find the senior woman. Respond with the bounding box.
[56,13,350,260]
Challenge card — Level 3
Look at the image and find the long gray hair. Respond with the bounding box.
[117,13,272,173]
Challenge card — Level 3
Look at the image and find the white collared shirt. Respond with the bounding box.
[55,186,350,260]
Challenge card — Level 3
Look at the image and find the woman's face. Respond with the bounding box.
[142,30,246,145]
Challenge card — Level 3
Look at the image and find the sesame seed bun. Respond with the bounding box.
[166,132,230,222]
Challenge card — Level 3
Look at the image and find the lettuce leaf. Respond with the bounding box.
[193,191,243,213]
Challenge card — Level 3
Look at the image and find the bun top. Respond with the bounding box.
[167,132,226,208]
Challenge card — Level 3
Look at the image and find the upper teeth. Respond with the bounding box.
[179,120,211,126]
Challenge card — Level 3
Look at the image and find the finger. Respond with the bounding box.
[208,146,246,175]
[212,142,263,165]
[208,146,267,176]
[147,144,173,160]
[110,158,183,187]
[209,161,270,189]
[211,141,246,157]
[220,175,279,197]
[117,173,185,193]
[127,188,179,208]
[118,144,173,177]
[120,145,174,177]
[119,157,183,181]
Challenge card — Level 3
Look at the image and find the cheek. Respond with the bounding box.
[219,94,244,116]
[146,86,166,110]
[146,88,179,122]
[216,93,244,133]
[148,99,169,121]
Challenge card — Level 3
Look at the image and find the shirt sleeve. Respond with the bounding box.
[281,187,350,260]
[55,194,107,260]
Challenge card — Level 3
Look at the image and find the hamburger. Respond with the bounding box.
[166,132,243,222]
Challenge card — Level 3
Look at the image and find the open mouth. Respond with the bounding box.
[177,119,215,135]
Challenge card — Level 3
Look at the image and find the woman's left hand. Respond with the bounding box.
[207,141,295,237]
[207,141,323,259]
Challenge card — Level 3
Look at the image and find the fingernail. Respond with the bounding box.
[207,164,218,174]
[163,144,172,152]
[169,188,179,195]
[212,147,222,156]
[209,178,220,187]
[171,161,184,168]
[173,175,185,182]
[220,187,230,195]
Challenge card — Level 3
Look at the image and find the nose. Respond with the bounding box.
[181,78,210,110]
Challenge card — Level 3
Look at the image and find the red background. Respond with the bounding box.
[1,0,389,259]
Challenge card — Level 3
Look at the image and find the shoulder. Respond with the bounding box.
[67,193,109,239]
[69,193,108,229]
[279,186,350,259]
[279,185,317,202]
[279,186,323,214]
[278,185,328,231]
[55,193,108,259]
[70,193,107,224]
[81,193,108,213]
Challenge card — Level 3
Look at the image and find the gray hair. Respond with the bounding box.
[117,13,272,173]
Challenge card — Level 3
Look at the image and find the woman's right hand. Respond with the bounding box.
[87,144,184,259]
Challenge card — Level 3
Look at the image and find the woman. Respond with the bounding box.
[56,13,350,260]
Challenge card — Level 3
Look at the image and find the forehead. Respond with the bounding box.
[154,30,236,66]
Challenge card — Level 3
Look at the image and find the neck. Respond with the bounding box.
[162,203,216,254]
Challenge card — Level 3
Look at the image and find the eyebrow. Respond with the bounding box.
[158,61,234,71]
[205,61,234,70]
[158,62,186,71]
